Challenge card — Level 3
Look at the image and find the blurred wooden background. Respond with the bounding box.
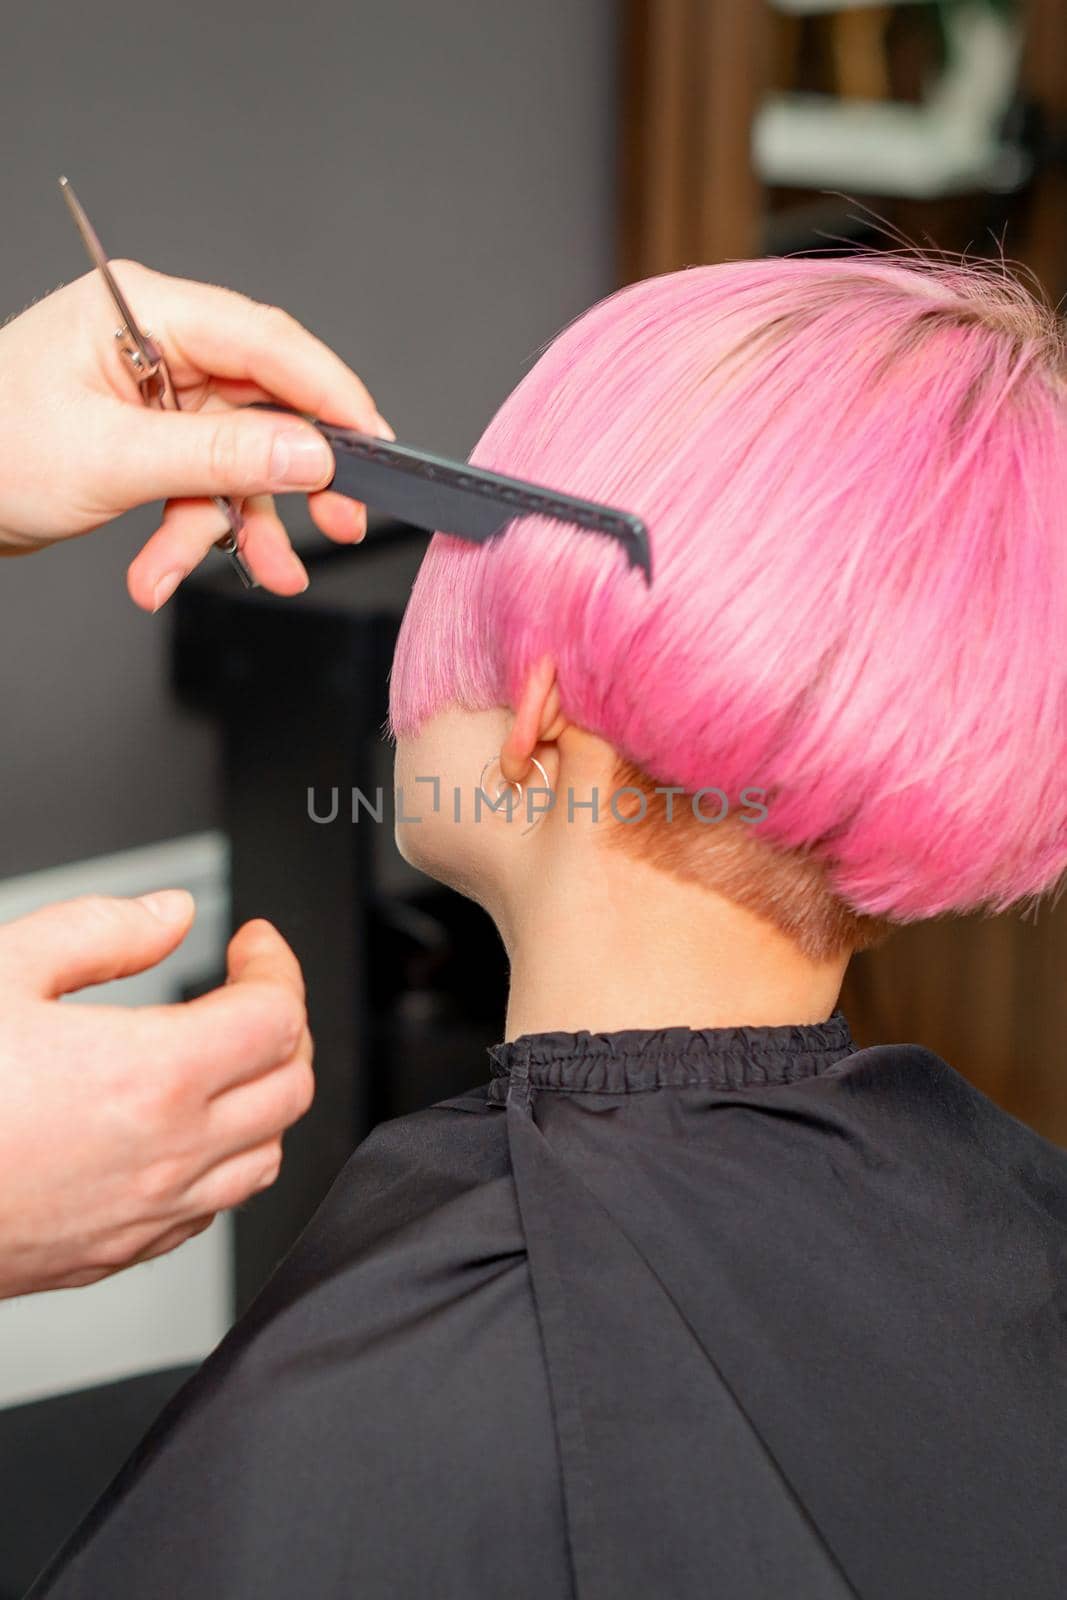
[619,0,1067,1143]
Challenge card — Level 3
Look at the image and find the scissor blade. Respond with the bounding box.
[58,177,155,368]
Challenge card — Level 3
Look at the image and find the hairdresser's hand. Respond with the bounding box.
[0,893,314,1299]
[0,261,394,609]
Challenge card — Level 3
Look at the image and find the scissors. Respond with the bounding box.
[59,177,256,588]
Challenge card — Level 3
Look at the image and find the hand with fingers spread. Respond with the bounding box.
[0,891,314,1299]
[0,261,394,608]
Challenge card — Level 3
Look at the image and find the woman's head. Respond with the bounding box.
[389,256,1067,958]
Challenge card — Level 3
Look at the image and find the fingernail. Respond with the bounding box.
[269,429,333,488]
[285,549,311,592]
[373,414,396,442]
[152,570,183,611]
[137,889,195,924]
[342,501,368,543]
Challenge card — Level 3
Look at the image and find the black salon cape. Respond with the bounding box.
[28,1016,1067,1599]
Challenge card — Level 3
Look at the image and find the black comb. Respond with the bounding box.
[314,421,652,583]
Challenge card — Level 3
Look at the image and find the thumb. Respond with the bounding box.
[0,891,195,998]
[122,408,335,503]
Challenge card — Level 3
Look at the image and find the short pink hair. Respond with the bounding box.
[388,257,1067,923]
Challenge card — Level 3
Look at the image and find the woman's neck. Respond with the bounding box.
[499,849,849,1043]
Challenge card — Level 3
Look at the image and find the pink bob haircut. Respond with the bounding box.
[388,256,1067,955]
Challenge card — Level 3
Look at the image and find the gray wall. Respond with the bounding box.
[0,0,617,879]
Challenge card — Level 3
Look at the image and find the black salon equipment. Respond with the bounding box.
[171,525,508,1314]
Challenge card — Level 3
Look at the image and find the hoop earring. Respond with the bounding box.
[479,755,553,837]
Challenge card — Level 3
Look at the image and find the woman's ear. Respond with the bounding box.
[500,656,566,783]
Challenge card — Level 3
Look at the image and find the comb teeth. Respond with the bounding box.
[316,422,653,584]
